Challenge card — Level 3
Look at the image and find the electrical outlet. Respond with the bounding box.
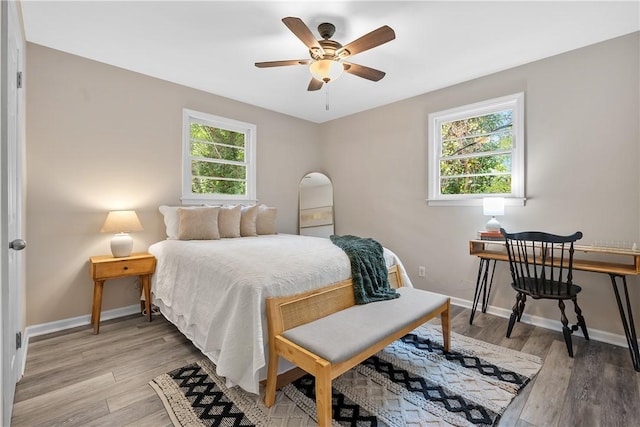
[418,266,426,277]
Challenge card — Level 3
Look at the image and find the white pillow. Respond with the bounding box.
[177,207,220,240]
[256,204,277,235]
[218,205,242,238]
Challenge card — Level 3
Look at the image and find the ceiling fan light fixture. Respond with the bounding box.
[309,59,343,83]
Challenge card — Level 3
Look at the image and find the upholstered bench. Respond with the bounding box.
[265,264,450,427]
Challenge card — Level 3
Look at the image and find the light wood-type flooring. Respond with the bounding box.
[11,305,640,426]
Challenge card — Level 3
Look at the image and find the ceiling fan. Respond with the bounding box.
[255,17,395,91]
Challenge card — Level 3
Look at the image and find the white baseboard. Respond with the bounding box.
[21,304,140,377]
[450,297,629,349]
[18,299,633,380]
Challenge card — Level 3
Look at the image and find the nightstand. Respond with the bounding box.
[89,252,156,334]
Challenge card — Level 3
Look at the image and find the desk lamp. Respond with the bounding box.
[483,197,504,232]
[101,210,143,257]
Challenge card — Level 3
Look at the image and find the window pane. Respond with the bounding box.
[441,110,513,156]
[440,154,512,177]
[190,123,246,163]
[192,161,246,179]
[442,130,512,157]
[190,123,246,148]
[192,177,246,195]
[191,141,245,162]
[440,175,511,195]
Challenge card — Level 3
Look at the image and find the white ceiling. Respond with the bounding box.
[21,1,640,123]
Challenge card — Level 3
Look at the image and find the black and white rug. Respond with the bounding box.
[150,324,542,427]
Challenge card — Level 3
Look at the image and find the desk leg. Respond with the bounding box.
[470,258,497,324]
[609,274,640,371]
[91,280,104,335]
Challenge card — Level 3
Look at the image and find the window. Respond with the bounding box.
[427,92,525,206]
[182,109,256,204]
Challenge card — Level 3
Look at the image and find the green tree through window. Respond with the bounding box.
[190,123,247,195]
[439,110,513,195]
[427,93,524,205]
[182,109,256,203]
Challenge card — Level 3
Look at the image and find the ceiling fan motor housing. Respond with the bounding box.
[318,22,336,39]
[310,39,343,61]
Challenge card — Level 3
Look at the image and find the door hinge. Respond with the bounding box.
[17,71,22,89]
[15,332,22,350]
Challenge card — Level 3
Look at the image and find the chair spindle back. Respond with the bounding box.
[500,229,583,298]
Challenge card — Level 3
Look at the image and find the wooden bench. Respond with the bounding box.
[265,265,451,427]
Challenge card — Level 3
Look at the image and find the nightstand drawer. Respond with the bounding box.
[91,257,155,280]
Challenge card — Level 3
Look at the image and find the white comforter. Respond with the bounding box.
[149,234,412,394]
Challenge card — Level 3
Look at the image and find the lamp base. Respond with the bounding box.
[110,233,133,257]
[485,217,501,232]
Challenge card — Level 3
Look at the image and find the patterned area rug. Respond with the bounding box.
[149,324,542,427]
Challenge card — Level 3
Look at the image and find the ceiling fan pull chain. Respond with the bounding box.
[325,88,330,111]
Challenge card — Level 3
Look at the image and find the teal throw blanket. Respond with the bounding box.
[330,234,400,305]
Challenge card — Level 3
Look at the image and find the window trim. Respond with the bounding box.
[182,109,257,204]
[427,92,525,207]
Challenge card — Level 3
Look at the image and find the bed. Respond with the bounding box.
[149,232,413,395]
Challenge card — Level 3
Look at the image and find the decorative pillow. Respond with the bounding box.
[159,205,201,239]
[177,207,220,240]
[256,204,277,235]
[218,205,242,238]
[240,205,259,237]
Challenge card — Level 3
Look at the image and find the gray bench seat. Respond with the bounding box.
[282,287,449,364]
[265,267,451,427]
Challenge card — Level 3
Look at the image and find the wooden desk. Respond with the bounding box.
[469,239,640,372]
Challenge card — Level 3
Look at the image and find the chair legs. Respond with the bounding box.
[507,294,589,359]
[506,292,526,338]
[573,297,590,341]
[559,299,574,357]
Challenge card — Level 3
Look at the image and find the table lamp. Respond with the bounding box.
[483,197,504,232]
[101,210,143,257]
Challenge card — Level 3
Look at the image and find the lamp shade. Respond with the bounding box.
[101,210,143,233]
[309,59,344,83]
[482,197,505,216]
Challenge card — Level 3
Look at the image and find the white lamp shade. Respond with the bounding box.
[482,197,505,216]
[101,210,143,233]
[309,59,344,83]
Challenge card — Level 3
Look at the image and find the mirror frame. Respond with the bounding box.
[298,172,334,237]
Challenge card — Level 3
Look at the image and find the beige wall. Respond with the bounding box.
[26,43,321,325]
[26,33,639,339]
[321,32,640,337]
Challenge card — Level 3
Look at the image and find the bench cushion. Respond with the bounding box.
[281,287,448,364]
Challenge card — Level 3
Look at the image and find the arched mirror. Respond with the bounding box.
[299,172,334,237]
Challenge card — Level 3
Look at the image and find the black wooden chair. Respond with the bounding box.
[500,228,589,357]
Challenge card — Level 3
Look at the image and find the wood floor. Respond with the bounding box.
[11,306,640,426]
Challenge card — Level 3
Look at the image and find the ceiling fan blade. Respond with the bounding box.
[307,78,324,91]
[336,25,395,58]
[343,62,386,81]
[282,17,324,54]
[255,59,311,68]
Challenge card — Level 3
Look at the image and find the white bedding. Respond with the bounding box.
[149,234,412,394]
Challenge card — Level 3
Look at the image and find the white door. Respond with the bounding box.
[1,1,26,424]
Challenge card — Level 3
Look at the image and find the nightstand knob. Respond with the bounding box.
[123,266,129,270]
